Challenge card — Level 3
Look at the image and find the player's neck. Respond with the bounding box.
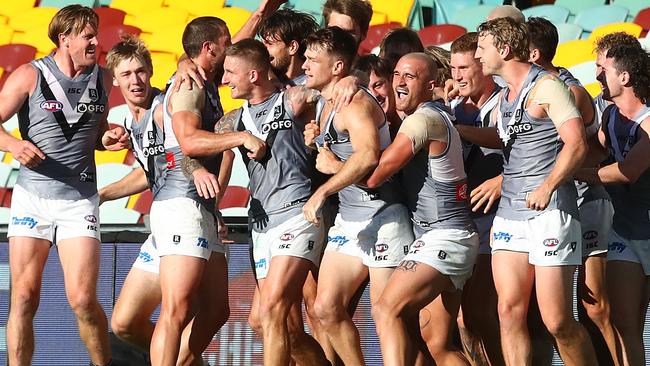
[285,57,304,80]
[537,60,558,76]
[248,80,276,105]
[501,62,532,98]
[469,78,496,107]
[614,91,646,120]
[320,76,343,101]
[127,92,153,123]
[192,56,216,83]
[52,50,90,78]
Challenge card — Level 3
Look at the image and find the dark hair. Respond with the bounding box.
[353,54,393,81]
[450,32,478,55]
[182,16,228,58]
[225,38,271,72]
[305,27,358,70]
[323,0,373,39]
[606,44,650,103]
[379,27,425,69]
[477,17,529,61]
[594,31,641,54]
[527,17,558,62]
[258,8,319,59]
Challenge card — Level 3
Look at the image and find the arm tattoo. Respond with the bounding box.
[214,110,238,134]
[180,156,205,179]
[287,86,321,115]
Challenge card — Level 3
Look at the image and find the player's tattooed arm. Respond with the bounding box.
[214,110,239,134]
[286,86,320,116]
[181,156,205,178]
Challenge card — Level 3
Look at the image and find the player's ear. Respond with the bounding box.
[332,60,344,75]
[619,70,630,86]
[249,69,258,83]
[288,40,300,56]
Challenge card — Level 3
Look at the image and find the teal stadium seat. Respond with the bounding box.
[567,60,597,87]
[433,0,480,24]
[612,0,648,20]
[225,0,261,12]
[574,5,629,39]
[291,0,324,25]
[451,5,495,33]
[97,163,141,224]
[39,0,98,8]
[554,0,605,19]
[522,5,570,24]
[556,23,583,43]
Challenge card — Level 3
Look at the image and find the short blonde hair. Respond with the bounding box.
[477,17,529,61]
[48,5,98,47]
[106,35,153,74]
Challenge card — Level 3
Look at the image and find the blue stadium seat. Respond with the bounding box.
[225,0,260,12]
[567,60,597,87]
[554,0,605,19]
[451,5,495,33]
[611,0,649,20]
[433,0,480,24]
[556,23,583,43]
[522,5,570,24]
[574,5,629,39]
[39,0,98,7]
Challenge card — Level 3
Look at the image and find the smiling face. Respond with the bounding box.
[451,51,486,99]
[222,55,254,100]
[392,55,434,115]
[368,71,394,114]
[596,54,624,101]
[62,23,98,67]
[112,57,152,107]
[476,33,502,76]
[263,36,292,76]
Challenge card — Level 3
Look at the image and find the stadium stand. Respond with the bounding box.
[433,0,480,25]
[39,0,98,8]
[418,23,466,47]
[554,0,605,20]
[574,5,629,38]
[588,22,642,40]
[359,22,402,55]
[522,4,570,24]
[553,39,596,68]
[612,0,649,21]
[450,4,495,34]
[635,7,650,37]
[555,23,583,43]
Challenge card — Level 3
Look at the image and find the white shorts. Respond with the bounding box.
[473,213,495,255]
[491,209,582,266]
[132,235,159,274]
[8,184,100,242]
[150,197,224,260]
[325,204,413,267]
[579,199,613,257]
[607,230,650,275]
[403,228,479,290]
[252,213,324,279]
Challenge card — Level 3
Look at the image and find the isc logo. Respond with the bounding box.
[40,100,63,112]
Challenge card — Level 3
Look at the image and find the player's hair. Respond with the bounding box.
[48,5,98,47]
[182,16,228,58]
[425,46,451,86]
[257,9,319,60]
[451,32,478,55]
[225,38,271,72]
[379,27,425,69]
[527,17,558,62]
[594,32,641,55]
[477,17,529,61]
[322,0,373,39]
[607,44,650,103]
[304,27,358,71]
[353,54,393,82]
[106,35,153,74]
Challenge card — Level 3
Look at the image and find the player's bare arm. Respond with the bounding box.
[99,167,149,204]
[0,64,45,167]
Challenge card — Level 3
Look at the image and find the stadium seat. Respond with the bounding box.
[583,82,601,98]
[109,0,165,18]
[150,52,178,90]
[0,2,36,19]
[588,22,642,40]
[166,0,225,16]
[574,5,629,39]
[612,0,649,20]
[0,163,13,187]
[211,7,252,36]
[639,35,650,51]
[451,5,494,33]
[433,0,480,25]
[94,7,126,33]
[144,27,185,58]
[107,104,130,126]
[218,85,245,115]
[370,0,419,28]
[556,23,583,43]
[108,85,126,109]
[567,60,597,86]
[553,39,596,68]
[96,150,129,166]
[97,24,141,59]
[358,22,401,55]
[225,0,262,13]
[0,188,10,208]
[219,185,250,210]
[97,163,135,223]
[8,7,59,33]
[554,0,605,18]
[133,189,153,215]
[369,12,389,26]
[0,44,37,88]
[418,23,466,47]
[39,0,97,8]
[0,207,10,223]
[11,30,55,57]
[634,8,650,37]
[123,7,190,35]
[0,26,14,46]
[522,5,570,24]
[291,0,325,20]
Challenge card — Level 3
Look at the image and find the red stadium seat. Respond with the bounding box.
[359,22,402,55]
[0,44,37,89]
[219,185,250,209]
[97,24,142,62]
[2,188,12,208]
[634,7,650,37]
[418,24,467,47]
[133,190,153,215]
[94,7,127,34]
[108,85,126,109]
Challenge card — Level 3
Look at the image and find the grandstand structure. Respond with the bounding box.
[0,0,646,226]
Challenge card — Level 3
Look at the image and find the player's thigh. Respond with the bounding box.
[8,237,50,292]
[159,254,206,305]
[58,236,102,298]
[197,252,228,308]
[317,251,368,307]
[113,267,161,326]
[534,265,576,324]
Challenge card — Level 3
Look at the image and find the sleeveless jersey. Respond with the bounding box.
[158,78,223,208]
[17,56,108,200]
[401,100,474,231]
[556,67,611,207]
[451,88,502,217]
[313,89,398,221]
[233,90,313,232]
[121,90,166,197]
[496,64,579,220]
[603,104,650,239]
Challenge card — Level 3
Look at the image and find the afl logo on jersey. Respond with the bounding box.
[40,100,63,112]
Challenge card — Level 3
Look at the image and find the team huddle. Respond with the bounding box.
[2,1,650,366]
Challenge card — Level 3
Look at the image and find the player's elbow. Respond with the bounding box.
[179,141,201,158]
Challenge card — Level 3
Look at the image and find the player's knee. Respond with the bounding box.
[543,317,579,341]
[248,309,263,336]
[371,298,403,329]
[497,299,527,328]
[313,296,344,325]
[10,287,40,317]
[258,296,291,326]
[159,300,192,325]
[68,292,99,320]
[583,299,610,326]
[111,313,136,340]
